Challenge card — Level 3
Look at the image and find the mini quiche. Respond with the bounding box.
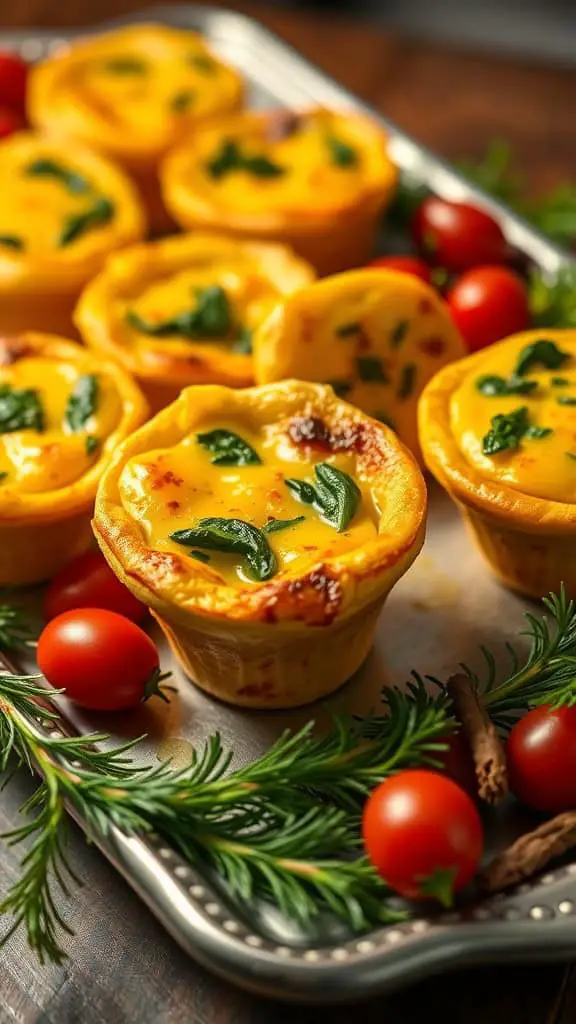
[253,268,465,461]
[28,24,244,231]
[0,132,145,336]
[419,329,576,598]
[0,332,147,586]
[74,232,315,412]
[94,380,426,709]
[160,108,397,275]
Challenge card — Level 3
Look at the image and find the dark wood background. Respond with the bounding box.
[1,1,576,1021]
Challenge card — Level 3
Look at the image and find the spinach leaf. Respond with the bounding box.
[397,363,416,400]
[356,356,389,383]
[205,139,285,180]
[65,374,99,433]
[325,134,358,168]
[390,320,409,348]
[127,285,232,340]
[335,322,360,338]
[0,384,44,433]
[102,57,147,74]
[232,327,253,354]
[476,374,538,397]
[557,395,576,406]
[170,518,276,581]
[262,516,305,534]
[482,406,531,455]
[196,429,261,466]
[0,235,24,250]
[25,159,90,195]
[171,90,195,113]
[285,462,360,532]
[514,338,570,376]
[58,196,114,246]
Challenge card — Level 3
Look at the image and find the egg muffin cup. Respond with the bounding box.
[161,109,397,275]
[29,24,244,233]
[0,132,146,337]
[419,329,576,598]
[74,232,315,413]
[94,380,426,709]
[0,332,147,586]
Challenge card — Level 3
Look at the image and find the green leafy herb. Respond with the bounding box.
[456,140,522,208]
[525,425,553,439]
[530,269,576,330]
[232,327,253,354]
[325,379,353,399]
[196,429,261,466]
[171,90,195,113]
[551,377,570,387]
[262,516,305,534]
[336,322,360,338]
[567,452,576,462]
[557,395,576,406]
[390,320,409,348]
[0,384,44,434]
[206,139,285,180]
[418,867,457,909]
[285,462,360,533]
[25,159,90,195]
[190,550,211,563]
[170,517,276,581]
[188,53,216,74]
[0,600,34,651]
[0,472,6,483]
[482,406,530,456]
[325,134,358,168]
[397,363,416,400]
[0,235,24,250]
[58,196,114,247]
[476,374,538,397]
[514,338,570,377]
[85,435,98,456]
[102,57,147,74]
[127,285,232,340]
[64,374,99,433]
[356,356,388,384]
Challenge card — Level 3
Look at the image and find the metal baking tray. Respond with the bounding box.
[3,4,576,1003]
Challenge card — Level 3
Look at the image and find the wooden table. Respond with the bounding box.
[1,2,576,1022]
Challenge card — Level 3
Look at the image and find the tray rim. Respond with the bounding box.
[2,3,576,1003]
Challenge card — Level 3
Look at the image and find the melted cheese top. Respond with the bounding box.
[34,25,242,155]
[451,336,576,503]
[118,418,378,587]
[0,355,122,493]
[172,109,393,218]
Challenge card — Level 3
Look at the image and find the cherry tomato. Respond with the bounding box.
[362,770,483,905]
[0,52,28,113]
[507,705,576,814]
[0,106,24,140]
[447,266,530,353]
[367,255,431,284]
[437,731,478,798]
[44,550,147,624]
[412,197,508,272]
[37,609,164,711]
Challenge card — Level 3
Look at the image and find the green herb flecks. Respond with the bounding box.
[25,159,90,195]
[326,380,353,399]
[530,269,576,330]
[206,139,285,181]
[325,134,358,168]
[171,90,195,113]
[482,406,530,455]
[0,385,44,434]
[64,375,99,434]
[127,285,232,341]
[476,374,538,397]
[85,435,99,456]
[58,197,115,247]
[514,338,570,377]
[558,395,576,406]
[551,377,571,387]
[102,57,147,74]
[285,462,361,533]
[171,517,276,581]
[567,452,576,462]
[525,426,553,439]
[336,322,360,338]
[0,472,6,483]
[232,327,253,354]
[188,53,216,74]
[0,235,24,251]
[262,516,305,534]
[397,363,416,400]
[356,356,389,384]
[190,550,211,563]
[196,428,261,466]
[390,320,409,348]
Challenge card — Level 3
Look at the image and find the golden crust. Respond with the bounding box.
[94,380,426,627]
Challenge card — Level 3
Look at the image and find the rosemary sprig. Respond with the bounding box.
[0,600,35,652]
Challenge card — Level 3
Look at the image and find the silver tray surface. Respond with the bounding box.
[3,4,576,1003]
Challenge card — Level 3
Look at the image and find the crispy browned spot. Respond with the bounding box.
[151,469,184,490]
[288,415,332,450]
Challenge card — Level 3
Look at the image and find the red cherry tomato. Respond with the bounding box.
[447,266,530,353]
[367,255,431,284]
[37,609,164,711]
[0,106,24,140]
[437,731,478,799]
[412,197,508,272]
[44,550,147,624]
[507,705,576,814]
[0,52,28,113]
[362,770,483,905]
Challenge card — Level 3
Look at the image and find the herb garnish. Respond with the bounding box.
[171,90,195,113]
[0,472,6,483]
[262,516,305,534]
[102,57,147,74]
[196,429,261,466]
[127,285,232,340]
[190,550,211,563]
[205,139,285,180]
[557,395,576,406]
[566,452,576,462]
[525,426,553,439]
[514,338,570,376]
[356,356,389,383]
[482,406,530,455]
[325,134,358,168]
[475,374,538,397]
[285,463,360,532]
[390,320,409,348]
[58,197,115,247]
[25,159,90,195]
[336,322,360,338]
[232,327,253,354]
[551,377,570,387]
[171,518,276,581]
[64,374,99,434]
[85,435,98,456]
[0,384,44,434]
[0,235,23,251]
[397,363,416,400]
[188,53,216,73]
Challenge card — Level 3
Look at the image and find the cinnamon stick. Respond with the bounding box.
[446,673,508,804]
[481,812,576,892]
